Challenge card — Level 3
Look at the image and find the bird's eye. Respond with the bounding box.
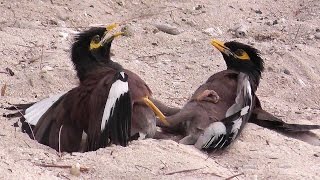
[235,49,245,56]
[90,35,101,50]
[234,49,250,60]
[92,35,100,43]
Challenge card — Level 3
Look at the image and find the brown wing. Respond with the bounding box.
[123,69,156,138]
[162,70,240,131]
[34,68,132,152]
[124,69,152,102]
[33,88,89,152]
[86,70,131,151]
[190,70,240,122]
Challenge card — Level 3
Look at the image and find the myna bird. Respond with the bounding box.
[156,40,320,151]
[5,25,169,152]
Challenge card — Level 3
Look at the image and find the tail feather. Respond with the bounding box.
[250,108,320,132]
[3,103,36,139]
[3,102,35,118]
[20,119,36,139]
[3,102,35,111]
[3,93,65,127]
[195,108,248,151]
[3,111,24,118]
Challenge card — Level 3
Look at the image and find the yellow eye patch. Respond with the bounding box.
[89,35,101,50]
[234,49,250,60]
[89,23,124,51]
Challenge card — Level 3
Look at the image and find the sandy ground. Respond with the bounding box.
[0,0,319,179]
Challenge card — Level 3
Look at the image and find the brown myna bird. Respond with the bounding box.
[156,40,320,151]
[5,25,168,152]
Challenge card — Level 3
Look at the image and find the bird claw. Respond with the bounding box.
[196,90,220,103]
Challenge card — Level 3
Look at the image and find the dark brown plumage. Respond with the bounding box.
[31,27,132,152]
[5,26,168,152]
[34,68,131,152]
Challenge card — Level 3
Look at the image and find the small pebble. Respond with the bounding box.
[185,19,197,27]
[116,1,124,6]
[59,32,69,40]
[191,38,197,44]
[283,69,291,75]
[308,35,315,40]
[298,78,306,87]
[5,68,14,76]
[194,5,204,10]
[265,21,272,26]
[203,27,222,36]
[70,163,81,176]
[272,20,278,25]
[57,11,69,21]
[267,66,274,72]
[41,66,54,73]
[152,28,159,34]
[246,17,253,23]
[201,64,209,68]
[279,18,286,24]
[48,19,58,26]
[155,24,183,35]
[235,25,248,38]
[314,32,320,39]
[255,9,262,14]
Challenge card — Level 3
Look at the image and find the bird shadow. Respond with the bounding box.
[276,130,320,146]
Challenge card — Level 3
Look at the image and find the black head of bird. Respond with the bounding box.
[211,40,264,87]
[71,24,123,81]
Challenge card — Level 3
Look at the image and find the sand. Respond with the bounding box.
[0,0,319,179]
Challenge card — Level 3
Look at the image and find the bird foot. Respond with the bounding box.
[196,90,220,103]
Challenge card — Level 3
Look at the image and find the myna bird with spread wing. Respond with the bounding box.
[5,25,169,152]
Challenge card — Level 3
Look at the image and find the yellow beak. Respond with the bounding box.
[100,31,124,45]
[106,23,118,31]
[211,39,227,53]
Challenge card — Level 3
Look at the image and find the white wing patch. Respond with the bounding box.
[195,122,226,149]
[101,77,129,132]
[226,75,252,140]
[226,75,252,123]
[240,106,249,116]
[198,74,254,150]
[226,79,251,117]
[25,92,65,126]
